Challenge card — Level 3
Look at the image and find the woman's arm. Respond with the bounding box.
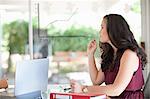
[88,55,105,85]
[87,40,105,85]
[86,49,139,96]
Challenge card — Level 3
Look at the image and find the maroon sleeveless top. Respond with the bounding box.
[104,58,144,98]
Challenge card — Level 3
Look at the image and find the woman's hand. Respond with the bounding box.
[70,79,83,93]
[87,40,97,57]
[0,79,8,89]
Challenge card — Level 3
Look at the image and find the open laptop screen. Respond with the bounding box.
[15,58,49,96]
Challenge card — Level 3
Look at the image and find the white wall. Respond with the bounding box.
[141,0,150,82]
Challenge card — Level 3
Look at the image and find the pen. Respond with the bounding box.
[63,88,72,92]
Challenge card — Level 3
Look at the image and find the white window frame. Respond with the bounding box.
[141,0,150,81]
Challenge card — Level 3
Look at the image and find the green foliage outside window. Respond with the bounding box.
[131,0,141,13]
[48,26,98,52]
[3,20,28,72]
[2,20,99,72]
[3,21,28,54]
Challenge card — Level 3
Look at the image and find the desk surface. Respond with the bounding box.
[0,90,42,99]
[0,90,15,99]
[0,84,70,99]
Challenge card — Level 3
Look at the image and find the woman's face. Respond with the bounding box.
[100,19,110,43]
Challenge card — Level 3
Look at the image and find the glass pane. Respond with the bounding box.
[0,0,141,88]
[0,1,29,86]
[32,0,141,85]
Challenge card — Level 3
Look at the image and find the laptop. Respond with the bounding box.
[15,58,49,98]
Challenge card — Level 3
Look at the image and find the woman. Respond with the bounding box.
[0,79,8,89]
[70,14,147,98]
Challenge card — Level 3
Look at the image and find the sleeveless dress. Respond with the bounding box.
[104,58,144,99]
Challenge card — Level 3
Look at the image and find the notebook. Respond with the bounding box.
[15,58,49,96]
[50,92,106,99]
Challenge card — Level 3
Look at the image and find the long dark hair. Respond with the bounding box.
[100,14,147,72]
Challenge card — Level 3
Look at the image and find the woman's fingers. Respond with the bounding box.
[70,79,76,91]
[87,40,97,56]
[91,39,96,44]
[91,40,96,46]
[70,80,83,93]
[88,40,96,48]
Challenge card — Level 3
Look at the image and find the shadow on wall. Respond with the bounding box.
[144,73,150,98]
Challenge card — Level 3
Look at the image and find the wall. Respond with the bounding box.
[141,0,150,81]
